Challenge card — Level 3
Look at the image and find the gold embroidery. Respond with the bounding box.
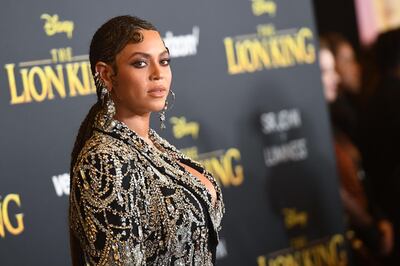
[70,114,224,265]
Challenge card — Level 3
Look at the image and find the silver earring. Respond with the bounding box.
[94,72,116,129]
[159,107,167,130]
[94,72,108,103]
[159,90,175,130]
[105,93,116,120]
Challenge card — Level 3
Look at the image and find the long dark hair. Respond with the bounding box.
[69,15,157,265]
[373,28,400,77]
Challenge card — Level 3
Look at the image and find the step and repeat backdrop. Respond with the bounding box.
[0,0,349,265]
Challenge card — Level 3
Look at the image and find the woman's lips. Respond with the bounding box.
[147,87,166,98]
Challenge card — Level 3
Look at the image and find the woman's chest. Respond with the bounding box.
[142,165,213,229]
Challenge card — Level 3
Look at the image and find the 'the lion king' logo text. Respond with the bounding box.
[224,26,316,75]
[0,194,24,238]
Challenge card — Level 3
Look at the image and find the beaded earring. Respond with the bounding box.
[159,90,175,130]
[94,72,116,130]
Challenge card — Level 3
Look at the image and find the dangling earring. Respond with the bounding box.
[159,106,167,130]
[159,90,175,130]
[94,72,116,130]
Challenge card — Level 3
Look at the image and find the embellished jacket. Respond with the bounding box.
[69,116,224,266]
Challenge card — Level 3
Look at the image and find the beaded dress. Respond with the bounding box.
[69,114,224,266]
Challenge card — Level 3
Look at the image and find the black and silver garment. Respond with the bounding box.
[70,114,224,266]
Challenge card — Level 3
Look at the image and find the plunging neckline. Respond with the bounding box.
[147,136,218,208]
[176,161,217,207]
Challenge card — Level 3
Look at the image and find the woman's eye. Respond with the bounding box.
[160,58,171,66]
[132,60,147,68]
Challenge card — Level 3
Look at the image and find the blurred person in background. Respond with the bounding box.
[359,27,400,265]
[319,38,394,266]
[322,33,363,146]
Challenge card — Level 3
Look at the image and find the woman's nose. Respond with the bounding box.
[149,63,163,80]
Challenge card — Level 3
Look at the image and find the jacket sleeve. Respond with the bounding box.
[70,149,146,266]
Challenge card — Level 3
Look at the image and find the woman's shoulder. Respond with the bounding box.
[74,131,138,173]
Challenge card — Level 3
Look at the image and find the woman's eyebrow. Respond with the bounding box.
[129,52,150,59]
[160,50,169,57]
[129,50,170,59]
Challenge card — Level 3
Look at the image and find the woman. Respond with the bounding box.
[319,42,340,103]
[322,33,362,145]
[319,38,393,266]
[359,28,400,265]
[69,15,224,266]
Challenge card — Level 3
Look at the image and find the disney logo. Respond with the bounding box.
[251,0,277,17]
[41,13,74,39]
[170,117,199,139]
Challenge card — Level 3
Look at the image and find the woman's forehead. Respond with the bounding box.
[118,30,166,57]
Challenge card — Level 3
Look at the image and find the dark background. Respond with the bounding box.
[0,1,348,265]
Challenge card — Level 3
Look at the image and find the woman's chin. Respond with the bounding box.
[150,103,166,113]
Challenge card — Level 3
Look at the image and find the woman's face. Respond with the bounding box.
[335,42,360,93]
[110,30,172,116]
[319,48,340,103]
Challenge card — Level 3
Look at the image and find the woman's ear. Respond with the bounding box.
[95,62,114,91]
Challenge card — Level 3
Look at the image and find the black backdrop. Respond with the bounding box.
[0,1,349,265]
